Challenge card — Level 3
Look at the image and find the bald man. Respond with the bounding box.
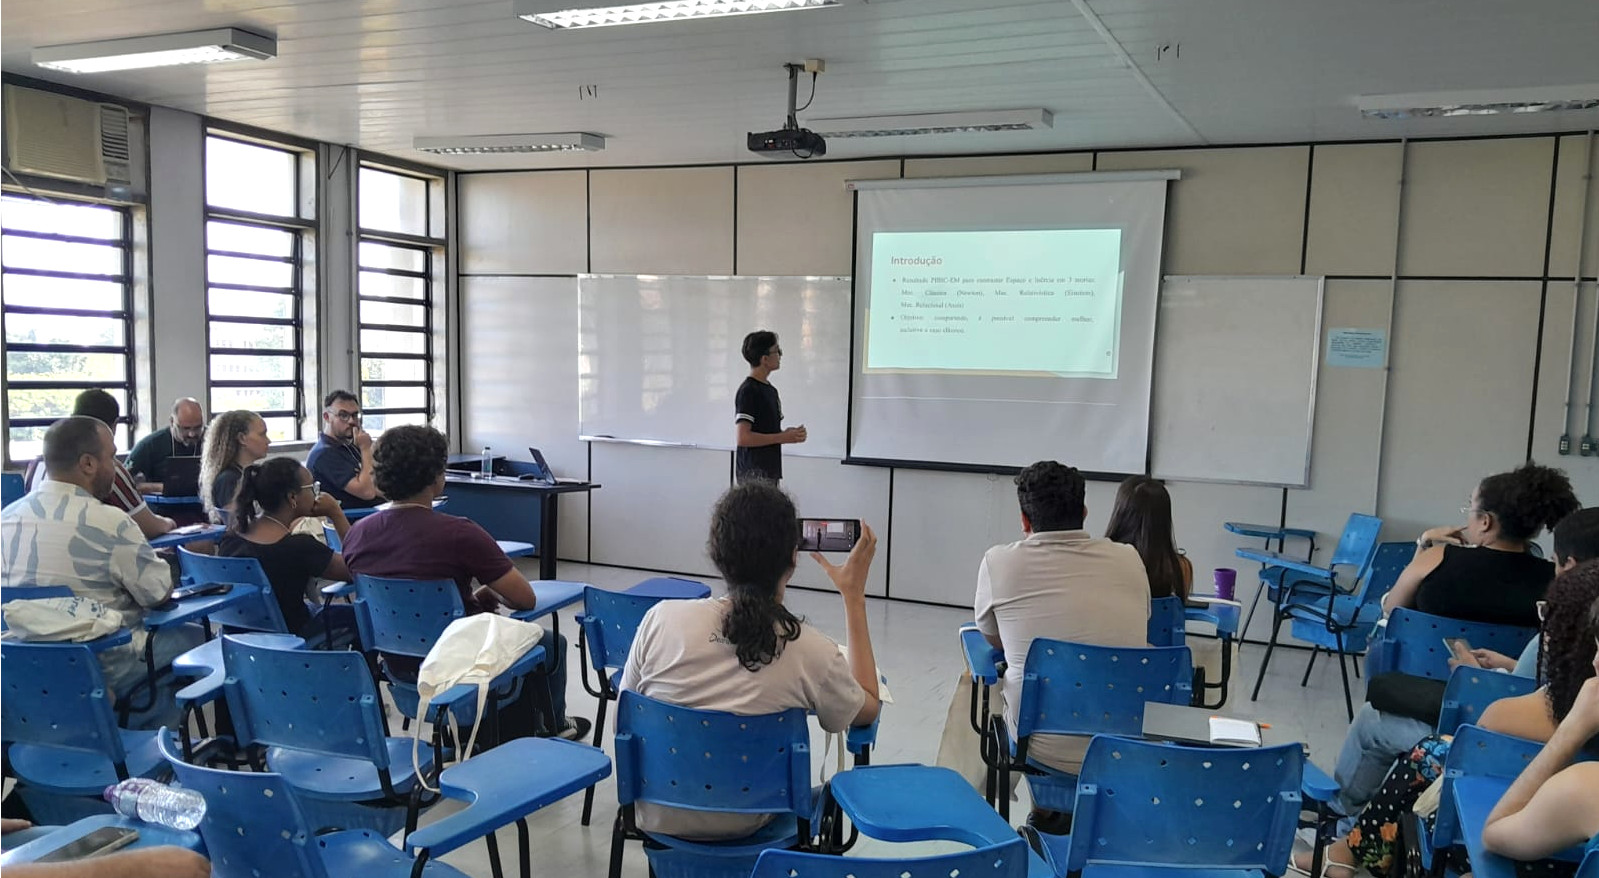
[126,398,205,494]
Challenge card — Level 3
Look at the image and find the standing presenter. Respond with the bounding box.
[734,330,806,483]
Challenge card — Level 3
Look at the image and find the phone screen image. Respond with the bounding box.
[36,826,139,863]
[798,519,861,553]
[1444,637,1476,665]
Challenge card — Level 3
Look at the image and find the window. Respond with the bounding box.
[356,164,445,433]
[204,133,315,442]
[1,195,134,464]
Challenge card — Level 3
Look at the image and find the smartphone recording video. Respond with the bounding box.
[798,518,862,553]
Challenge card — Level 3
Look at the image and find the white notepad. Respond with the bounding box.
[1208,716,1262,747]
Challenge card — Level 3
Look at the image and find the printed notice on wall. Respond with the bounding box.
[1326,328,1387,368]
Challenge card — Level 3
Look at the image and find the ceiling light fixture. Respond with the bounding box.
[412,133,606,155]
[514,0,849,30]
[1356,84,1599,120]
[808,108,1053,138]
[33,28,276,74]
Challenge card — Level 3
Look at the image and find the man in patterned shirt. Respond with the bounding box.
[2,416,193,726]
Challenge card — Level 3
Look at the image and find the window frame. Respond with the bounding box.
[201,129,317,441]
[354,159,447,431]
[1,192,137,465]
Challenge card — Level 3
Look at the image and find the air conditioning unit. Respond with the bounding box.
[3,85,133,188]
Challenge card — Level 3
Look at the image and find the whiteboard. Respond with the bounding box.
[1150,276,1324,486]
[578,275,851,457]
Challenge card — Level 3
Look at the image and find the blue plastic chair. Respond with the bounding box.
[1365,609,1538,682]
[753,836,1031,878]
[1577,836,1599,878]
[1253,540,1412,720]
[987,639,1194,823]
[218,634,437,837]
[1,471,25,507]
[1242,513,1384,634]
[1033,735,1304,878]
[574,585,677,825]
[0,640,164,825]
[609,690,823,878]
[176,547,294,635]
[1148,595,1243,710]
[159,731,469,878]
[1436,665,1538,736]
[1147,596,1186,648]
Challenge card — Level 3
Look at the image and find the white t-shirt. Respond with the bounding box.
[620,596,866,840]
[974,529,1151,773]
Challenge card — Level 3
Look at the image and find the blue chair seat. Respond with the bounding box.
[497,540,535,558]
[319,830,472,877]
[642,814,805,867]
[8,729,163,797]
[267,737,434,801]
[1080,865,1269,878]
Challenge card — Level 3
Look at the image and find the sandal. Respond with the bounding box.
[1288,846,1358,878]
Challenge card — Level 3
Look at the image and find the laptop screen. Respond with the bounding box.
[527,447,553,481]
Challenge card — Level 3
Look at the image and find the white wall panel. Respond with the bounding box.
[735,160,898,276]
[590,167,734,275]
[459,171,588,275]
[1379,281,1543,536]
[1531,283,1599,507]
[1304,143,1402,277]
[460,275,589,559]
[1549,135,1599,281]
[589,442,730,575]
[902,153,1093,179]
[1399,138,1556,278]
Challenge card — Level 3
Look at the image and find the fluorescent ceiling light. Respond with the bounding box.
[514,0,848,30]
[412,133,606,155]
[33,28,276,74]
[1356,84,1599,119]
[808,108,1053,138]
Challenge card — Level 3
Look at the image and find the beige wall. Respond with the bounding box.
[459,134,1599,608]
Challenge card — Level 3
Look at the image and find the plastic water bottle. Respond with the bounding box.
[480,446,493,478]
[103,778,207,830]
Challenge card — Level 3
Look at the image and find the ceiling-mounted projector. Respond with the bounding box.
[748,62,826,159]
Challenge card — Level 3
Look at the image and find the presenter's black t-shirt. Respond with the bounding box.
[734,376,783,482]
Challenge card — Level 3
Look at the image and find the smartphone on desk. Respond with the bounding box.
[798,518,862,553]
[171,582,233,601]
[35,826,140,862]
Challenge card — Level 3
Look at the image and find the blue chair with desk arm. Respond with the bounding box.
[1237,513,1382,638]
[1027,735,1305,878]
[1364,609,1538,682]
[1254,540,1413,721]
[1148,595,1244,710]
[1436,665,1538,737]
[608,690,857,878]
[969,636,1194,823]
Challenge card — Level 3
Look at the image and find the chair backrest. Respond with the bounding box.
[1577,835,1599,878]
[1066,735,1303,875]
[1,472,25,507]
[613,690,812,818]
[352,574,464,660]
[1015,639,1193,741]
[1354,541,1413,607]
[577,586,670,675]
[1431,724,1546,852]
[0,641,128,766]
[177,547,289,633]
[322,522,341,552]
[160,732,327,878]
[1147,596,1186,648]
[1370,609,1537,681]
[752,836,1031,878]
[220,634,392,767]
[1328,513,1384,570]
[1436,666,1539,735]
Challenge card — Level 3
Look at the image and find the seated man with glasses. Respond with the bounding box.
[306,389,382,510]
[217,457,353,637]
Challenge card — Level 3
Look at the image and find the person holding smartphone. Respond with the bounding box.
[734,330,806,483]
[1,820,209,878]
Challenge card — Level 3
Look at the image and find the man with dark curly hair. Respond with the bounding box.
[974,459,1150,833]
[340,425,586,740]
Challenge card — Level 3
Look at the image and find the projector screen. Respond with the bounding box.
[848,173,1173,473]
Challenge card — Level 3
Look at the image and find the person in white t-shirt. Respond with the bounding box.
[620,481,881,841]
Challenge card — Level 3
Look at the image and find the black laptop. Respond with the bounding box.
[527,448,584,485]
[161,457,202,497]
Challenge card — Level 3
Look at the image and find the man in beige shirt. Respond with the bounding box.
[974,460,1150,826]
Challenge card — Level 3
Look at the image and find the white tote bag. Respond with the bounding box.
[2,595,123,642]
[410,613,544,790]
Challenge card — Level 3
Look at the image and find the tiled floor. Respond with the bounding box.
[414,559,1364,877]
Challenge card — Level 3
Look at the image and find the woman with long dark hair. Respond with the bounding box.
[217,457,350,636]
[620,481,880,841]
[1104,475,1192,602]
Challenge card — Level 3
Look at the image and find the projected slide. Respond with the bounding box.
[865,230,1123,376]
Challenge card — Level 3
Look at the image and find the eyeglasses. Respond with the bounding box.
[1460,504,1479,517]
[331,411,362,422]
[296,481,321,499]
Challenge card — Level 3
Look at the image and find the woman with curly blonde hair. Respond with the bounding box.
[198,410,270,522]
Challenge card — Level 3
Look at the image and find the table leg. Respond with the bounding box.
[537,494,559,581]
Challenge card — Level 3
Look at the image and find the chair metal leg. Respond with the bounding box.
[1300,646,1320,687]
[1336,632,1354,721]
[516,818,531,878]
[1242,579,1269,639]
[484,827,505,878]
[582,694,611,826]
[1352,651,1362,679]
[608,812,627,878]
[1250,609,1286,701]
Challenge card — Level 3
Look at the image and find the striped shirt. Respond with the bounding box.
[1,480,173,691]
[25,456,149,518]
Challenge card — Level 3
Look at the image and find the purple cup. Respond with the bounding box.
[1212,568,1237,601]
